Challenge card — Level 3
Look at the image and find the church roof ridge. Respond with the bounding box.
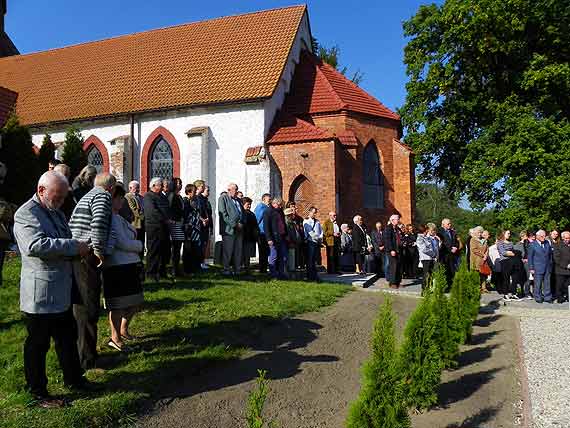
[0,5,307,125]
[0,5,307,61]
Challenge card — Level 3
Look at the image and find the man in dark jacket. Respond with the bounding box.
[263,197,287,279]
[144,177,172,282]
[553,231,570,303]
[370,222,385,277]
[438,218,460,287]
[383,214,402,288]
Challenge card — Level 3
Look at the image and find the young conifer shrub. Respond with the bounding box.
[449,261,473,340]
[346,297,410,428]
[61,126,87,180]
[37,133,56,171]
[430,265,461,368]
[398,295,443,412]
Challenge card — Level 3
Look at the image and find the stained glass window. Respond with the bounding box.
[149,137,173,182]
[87,146,104,173]
[363,143,384,208]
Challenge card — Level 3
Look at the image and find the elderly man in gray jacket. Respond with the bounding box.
[14,171,90,407]
[218,183,244,275]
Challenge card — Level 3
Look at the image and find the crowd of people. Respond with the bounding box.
[2,159,568,408]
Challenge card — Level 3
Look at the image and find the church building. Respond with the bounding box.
[0,5,414,231]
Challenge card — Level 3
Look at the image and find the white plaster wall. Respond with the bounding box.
[30,103,269,238]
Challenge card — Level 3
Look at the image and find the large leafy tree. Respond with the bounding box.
[400,0,570,230]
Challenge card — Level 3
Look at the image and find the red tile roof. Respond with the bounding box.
[283,52,399,121]
[0,5,307,126]
[0,86,17,128]
[336,130,358,147]
[266,115,334,144]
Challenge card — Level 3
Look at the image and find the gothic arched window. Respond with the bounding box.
[87,145,104,173]
[289,175,313,218]
[363,142,384,208]
[149,137,173,182]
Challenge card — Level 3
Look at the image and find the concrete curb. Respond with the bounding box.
[513,316,533,428]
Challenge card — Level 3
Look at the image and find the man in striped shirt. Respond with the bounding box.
[70,173,115,370]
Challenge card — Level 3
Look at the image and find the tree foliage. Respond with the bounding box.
[416,182,499,238]
[312,37,364,85]
[450,260,481,341]
[37,133,56,172]
[400,0,570,230]
[61,126,86,181]
[346,297,410,428]
[0,115,41,205]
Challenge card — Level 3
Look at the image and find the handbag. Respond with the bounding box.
[479,260,491,276]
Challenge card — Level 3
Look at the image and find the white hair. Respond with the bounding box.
[150,177,163,188]
[129,180,140,188]
[536,229,547,237]
[441,218,451,226]
[38,171,68,188]
[341,223,349,232]
[94,173,116,189]
[353,215,362,223]
[389,214,400,222]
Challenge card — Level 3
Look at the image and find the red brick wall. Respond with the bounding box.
[269,139,338,223]
[269,111,414,230]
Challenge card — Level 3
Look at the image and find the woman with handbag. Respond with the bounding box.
[469,226,489,293]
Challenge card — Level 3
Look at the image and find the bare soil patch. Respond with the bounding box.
[137,292,522,428]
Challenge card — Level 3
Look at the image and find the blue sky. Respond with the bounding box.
[7,0,434,113]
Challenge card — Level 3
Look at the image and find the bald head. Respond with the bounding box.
[37,171,69,210]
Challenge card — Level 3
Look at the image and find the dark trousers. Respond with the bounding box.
[258,234,269,273]
[326,241,340,274]
[373,253,384,277]
[171,240,183,275]
[441,253,456,286]
[183,240,202,274]
[136,227,145,261]
[387,254,402,285]
[421,259,435,290]
[146,225,170,277]
[306,242,320,280]
[268,239,287,279]
[555,274,570,302]
[24,310,84,396]
[73,254,101,370]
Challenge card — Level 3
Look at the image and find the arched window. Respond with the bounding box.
[148,137,173,183]
[289,175,313,218]
[87,145,104,173]
[363,142,384,208]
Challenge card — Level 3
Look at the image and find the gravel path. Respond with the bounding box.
[510,305,570,428]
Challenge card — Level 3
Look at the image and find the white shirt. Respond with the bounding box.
[303,218,323,243]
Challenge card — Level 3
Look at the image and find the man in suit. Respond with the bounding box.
[370,221,385,277]
[218,183,244,275]
[438,218,460,288]
[125,180,145,257]
[528,229,553,303]
[384,214,403,288]
[143,177,172,282]
[323,211,341,274]
[14,171,91,407]
[552,231,570,303]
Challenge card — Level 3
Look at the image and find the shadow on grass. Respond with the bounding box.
[445,404,501,428]
[142,296,209,312]
[438,367,504,407]
[0,317,23,331]
[90,315,336,404]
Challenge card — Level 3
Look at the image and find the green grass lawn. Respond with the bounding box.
[0,257,349,428]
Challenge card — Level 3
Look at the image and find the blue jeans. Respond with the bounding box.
[384,253,390,278]
[306,242,320,281]
[533,272,552,302]
[268,240,287,279]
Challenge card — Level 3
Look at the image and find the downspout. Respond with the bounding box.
[130,114,135,182]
